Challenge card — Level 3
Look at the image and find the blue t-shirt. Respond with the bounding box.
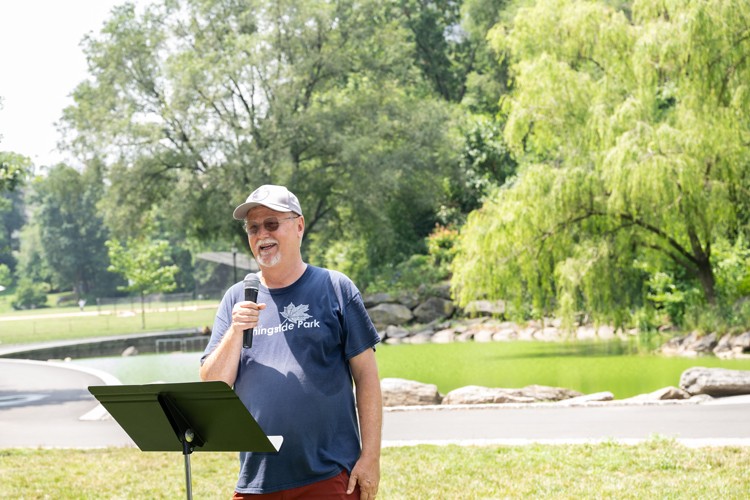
[201,265,380,494]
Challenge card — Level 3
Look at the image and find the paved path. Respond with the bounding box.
[383,399,750,447]
[2,359,750,449]
[0,359,131,448]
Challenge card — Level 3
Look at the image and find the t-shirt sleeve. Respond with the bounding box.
[333,272,380,359]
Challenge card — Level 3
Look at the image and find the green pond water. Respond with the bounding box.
[72,340,750,399]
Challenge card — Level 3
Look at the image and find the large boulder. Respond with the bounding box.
[121,346,138,357]
[383,325,410,341]
[660,331,721,357]
[381,378,442,406]
[366,303,413,328]
[441,385,581,405]
[413,297,455,324]
[621,386,691,402]
[463,300,505,317]
[713,334,735,359]
[362,292,395,308]
[733,331,750,352]
[679,367,750,397]
[556,392,614,405]
[442,386,535,405]
[518,385,583,401]
[692,332,719,354]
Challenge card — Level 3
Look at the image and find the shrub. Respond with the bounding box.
[11,277,48,309]
[426,224,459,271]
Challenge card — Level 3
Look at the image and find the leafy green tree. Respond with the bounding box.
[397,0,471,102]
[453,0,750,327]
[395,0,511,110]
[0,263,10,287]
[0,189,25,271]
[59,0,461,285]
[0,151,30,193]
[439,114,516,225]
[14,222,54,289]
[0,152,30,274]
[393,1,517,228]
[11,277,48,310]
[106,237,179,329]
[32,162,115,297]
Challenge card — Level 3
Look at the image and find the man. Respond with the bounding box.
[200,185,382,499]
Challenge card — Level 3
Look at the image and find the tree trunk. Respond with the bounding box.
[140,292,146,329]
[686,225,715,305]
[696,258,716,305]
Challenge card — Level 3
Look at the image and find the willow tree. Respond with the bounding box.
[452,0,750,326]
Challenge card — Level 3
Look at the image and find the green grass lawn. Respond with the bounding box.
[1,441,749,498]
[0,301,218,345]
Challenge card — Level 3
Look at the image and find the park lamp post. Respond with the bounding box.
[231,245,238,284]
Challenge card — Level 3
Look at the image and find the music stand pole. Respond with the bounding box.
[158,392,205,499]
[183,432,194,500]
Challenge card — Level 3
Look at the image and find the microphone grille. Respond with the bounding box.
[243,273,260,288]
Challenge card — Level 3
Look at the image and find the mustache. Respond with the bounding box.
[256,237,278,248]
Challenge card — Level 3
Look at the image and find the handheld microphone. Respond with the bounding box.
[243,273,260,349]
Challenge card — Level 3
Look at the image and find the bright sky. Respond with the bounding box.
[0,1,146,168]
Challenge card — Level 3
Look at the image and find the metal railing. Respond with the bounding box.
[155,337,210,354]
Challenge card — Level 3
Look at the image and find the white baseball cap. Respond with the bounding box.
[233,185,303,220]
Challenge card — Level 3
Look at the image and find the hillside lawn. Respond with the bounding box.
[2,441,750,498]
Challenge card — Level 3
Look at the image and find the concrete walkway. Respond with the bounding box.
[0,359,131,448]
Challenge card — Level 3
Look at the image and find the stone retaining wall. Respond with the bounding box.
[382,367,750,406]
[364,287,750,359]
[0,329,207,361]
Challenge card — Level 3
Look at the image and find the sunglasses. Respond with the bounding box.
[245,215,299,236]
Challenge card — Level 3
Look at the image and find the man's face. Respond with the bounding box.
[245,206,303,269]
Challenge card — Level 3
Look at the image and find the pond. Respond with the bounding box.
[72,339,750,399]
[73,351,203,385]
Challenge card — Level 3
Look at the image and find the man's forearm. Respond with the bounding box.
[199,326,242,386]
[354,360,382,459]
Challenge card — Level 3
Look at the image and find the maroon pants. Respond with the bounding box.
[233,470,360,499]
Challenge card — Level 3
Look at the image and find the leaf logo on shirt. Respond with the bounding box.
[281,303,312,324]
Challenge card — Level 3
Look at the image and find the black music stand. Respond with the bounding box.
[89,381,282,500]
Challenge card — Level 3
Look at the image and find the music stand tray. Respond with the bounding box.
[89,381,282,499]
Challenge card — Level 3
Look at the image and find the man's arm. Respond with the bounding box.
[199,301,265,386]
[347,348,382,499]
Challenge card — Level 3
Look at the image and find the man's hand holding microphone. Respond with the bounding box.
[232,273,264,348]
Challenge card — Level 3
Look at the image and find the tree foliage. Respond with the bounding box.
[11,277,48,310]
[106,238,179,296]
[0,188,25,271]
[0,263,10,287]
[0,151,31,193]
[14,222,53,289]
[453,0,750,326]
[60,0,477,285]
[31,162,116,297]
[106,237,179,328]
[397,0,508,105]
[0,152,31,273]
